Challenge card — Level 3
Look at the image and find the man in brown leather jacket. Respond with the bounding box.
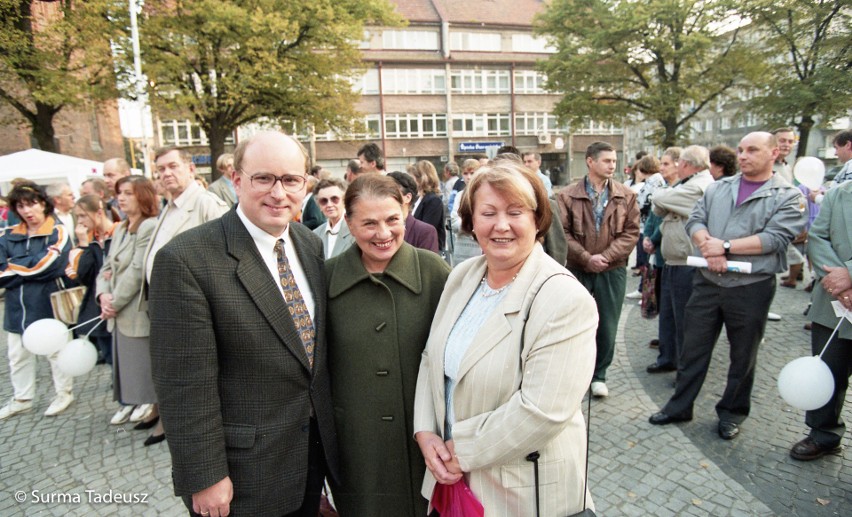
[557,141,640,397]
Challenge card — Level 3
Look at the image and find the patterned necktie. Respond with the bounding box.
[274,239,315,369]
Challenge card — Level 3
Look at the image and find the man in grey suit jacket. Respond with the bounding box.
[149,131,337,517]
[207,153,237,208]
[790,180,852,460]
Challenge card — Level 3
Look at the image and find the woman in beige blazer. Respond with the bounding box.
[413,160,599,516]
[96,176,161,444]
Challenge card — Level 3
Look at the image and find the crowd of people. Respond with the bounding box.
[0,127,849,516]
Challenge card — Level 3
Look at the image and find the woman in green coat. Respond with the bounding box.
[325,174,450,516]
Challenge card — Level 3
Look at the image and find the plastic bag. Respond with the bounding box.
[429,480,485,517]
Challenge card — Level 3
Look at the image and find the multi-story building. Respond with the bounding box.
[154,0,626,184]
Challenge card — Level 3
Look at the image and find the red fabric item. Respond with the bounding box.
[429,480,485,517]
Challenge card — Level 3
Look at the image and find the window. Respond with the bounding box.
[450,32,501,52]
[159,119,234,147]
[515,113,560,135]
[514,70,548,94]
[384,114,447,139]
[720,117,731,130]
[382,30,439,50]
[450,70,510,94]
[573,121,622,135]
[451,113,510,137]
[381,69,446,94]
[355,69,379,94]
[704,119,713,132]
[511,34,555,53]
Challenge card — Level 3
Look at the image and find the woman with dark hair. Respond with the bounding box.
[413,160,598,516]
[409,160,447,252]
[96,176,163,441]
[709,145,737,179]
[66,195,117,365]
[325,174,450,516]
[387,171,440,254]
[0,182,75,420]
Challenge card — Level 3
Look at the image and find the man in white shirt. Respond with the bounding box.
[522,151,554,197]
[46,182,76,243]
[148,131,337,517]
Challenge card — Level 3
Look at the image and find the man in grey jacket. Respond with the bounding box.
[649,132,807,440]
[646,146,714,373]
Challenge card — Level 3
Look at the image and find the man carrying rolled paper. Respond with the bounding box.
[649,132,807,441]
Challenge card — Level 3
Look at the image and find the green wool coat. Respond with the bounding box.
[325,242,450,517]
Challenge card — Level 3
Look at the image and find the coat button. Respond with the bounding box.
[300,423,310,432]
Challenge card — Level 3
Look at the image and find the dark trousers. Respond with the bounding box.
[572,267,627,382]
[807,323,852,447]
[656,265,696,368]
[187,418,327,517]
[662,276,775,423]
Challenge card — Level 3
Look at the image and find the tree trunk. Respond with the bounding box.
[796,115,814,159]
[31,102,59,153]
[661,118,679,148]
[206,123,228,182]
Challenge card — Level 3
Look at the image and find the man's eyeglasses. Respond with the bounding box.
[317,196,341,206]
[240,170,307,193]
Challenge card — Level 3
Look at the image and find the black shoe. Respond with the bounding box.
[647,362,677,374]
[649,411,692,425]
[144,433,166,446]
[134,415,160,430]
[648,339,659,349]
[790,437,841,461]
[718,421,739,440]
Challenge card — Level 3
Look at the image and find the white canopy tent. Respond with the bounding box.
[0,149,106,196]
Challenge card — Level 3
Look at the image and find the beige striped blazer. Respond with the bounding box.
[413,244,598,516]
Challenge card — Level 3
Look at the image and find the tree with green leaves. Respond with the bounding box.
[537,0,765,147]
[0,0,124,152]
[739,0,851,157]
[136,0,400,177]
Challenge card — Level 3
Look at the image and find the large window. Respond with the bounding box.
[514,70,548,94]
[511,34,555,53]
[158,119,235,147]
[573,121,621,135]
[382,29,439,50]
[450,32,501,52]
[515,113,560,135]
[450,69,510,94]
[382,69,446,94]
[384,114,447,139]
[451,113,510,137]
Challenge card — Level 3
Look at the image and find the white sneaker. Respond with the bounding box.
[44,392,74,416]
[110,405,135,425]
[767,312,782,321]
[0,399,33,420]
[625,290,642,300]
[129,403,153,423]
[591,382,609,398]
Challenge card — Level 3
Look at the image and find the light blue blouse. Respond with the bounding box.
[443,280,511,438]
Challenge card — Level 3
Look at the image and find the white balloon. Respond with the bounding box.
[778,356,835,410]
[56,338,98,377]
[793,157,825,190]
[22,319,71,356]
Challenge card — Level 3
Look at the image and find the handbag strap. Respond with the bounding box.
[522,272,592,515]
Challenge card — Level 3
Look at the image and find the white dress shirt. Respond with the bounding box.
[236,205,315,322]
[324,217,344,260]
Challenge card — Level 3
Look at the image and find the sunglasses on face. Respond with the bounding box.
[317,196,341,206]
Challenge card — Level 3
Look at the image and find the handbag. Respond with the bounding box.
[50,278,86,325]
[522,274,597,517]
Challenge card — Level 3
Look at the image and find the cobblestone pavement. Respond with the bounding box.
[0,276,850,516]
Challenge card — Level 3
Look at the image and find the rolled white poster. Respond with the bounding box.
[686,256,753,274]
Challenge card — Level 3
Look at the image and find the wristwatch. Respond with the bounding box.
[723,240,732,256]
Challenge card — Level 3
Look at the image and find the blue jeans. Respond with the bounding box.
[656,265,696,367]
